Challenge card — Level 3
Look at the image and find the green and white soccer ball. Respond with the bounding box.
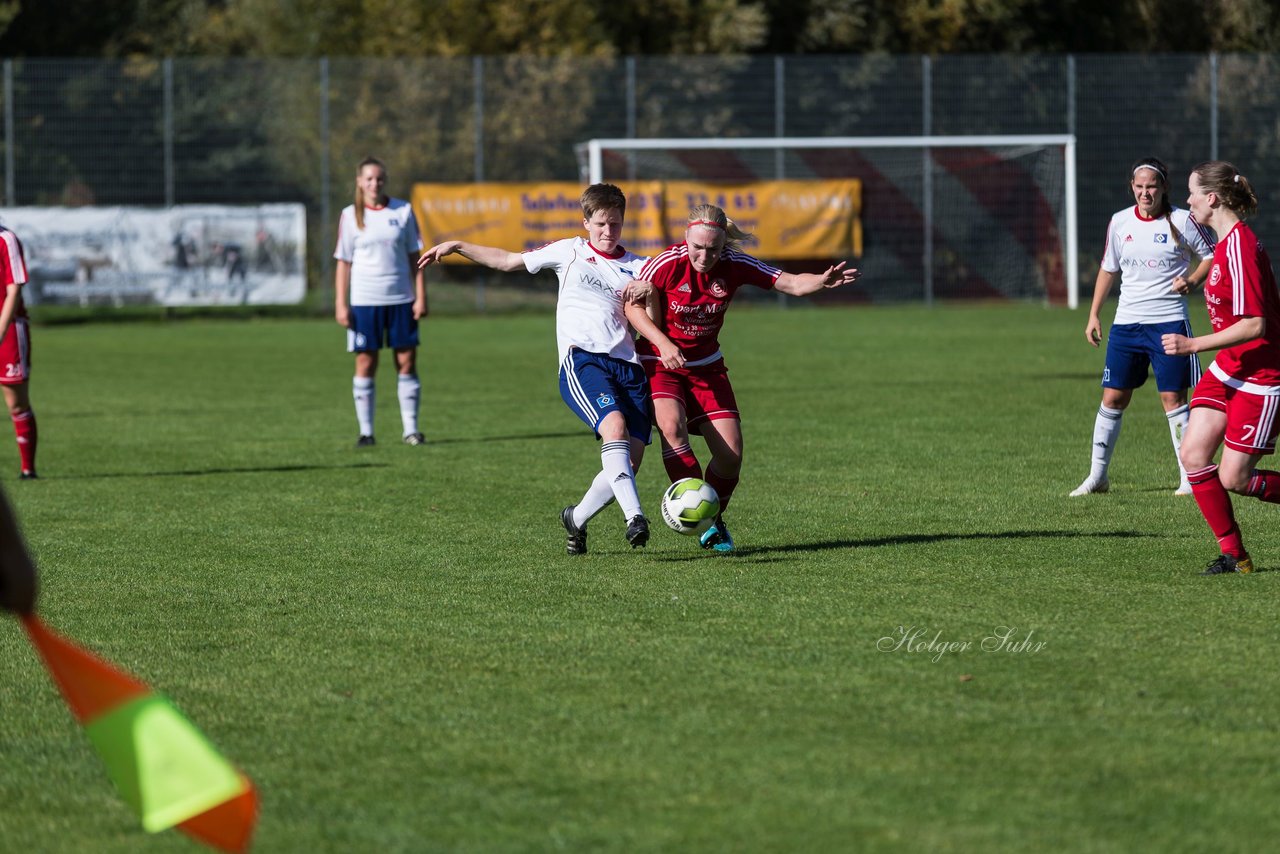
[660,477,721,536]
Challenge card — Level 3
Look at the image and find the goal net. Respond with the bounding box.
[576,135,1078,307]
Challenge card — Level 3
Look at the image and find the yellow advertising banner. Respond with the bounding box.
[661,180,862,258]
[411,179,861,262]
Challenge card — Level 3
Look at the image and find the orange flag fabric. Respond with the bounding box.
[21,614,258,852]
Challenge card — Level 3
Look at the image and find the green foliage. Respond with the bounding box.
[3,303,1280,851]
[4,0,1280,56]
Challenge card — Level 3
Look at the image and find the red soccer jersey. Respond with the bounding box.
[1205,221,1280,386]
[636,244,780,363]
[0,226,28,319]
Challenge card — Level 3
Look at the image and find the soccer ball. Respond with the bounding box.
[660,478,721,536]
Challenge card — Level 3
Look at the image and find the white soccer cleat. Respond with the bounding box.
[1069,477,1109,497]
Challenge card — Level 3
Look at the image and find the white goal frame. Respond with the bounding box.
[579,135,1079,307]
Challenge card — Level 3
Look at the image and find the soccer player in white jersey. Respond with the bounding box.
[418,184,653,554]
[334,157,427,447]
[1071,157,1215,497]
[0,225,36,480]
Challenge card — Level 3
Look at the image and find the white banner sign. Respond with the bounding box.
[0,204,307,307]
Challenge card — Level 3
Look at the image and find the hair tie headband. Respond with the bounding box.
[688,219,725,231]
[1133,163,1167,181]
[1234,174,1241,183]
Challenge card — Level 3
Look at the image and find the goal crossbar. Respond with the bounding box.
[579,135,1079,307]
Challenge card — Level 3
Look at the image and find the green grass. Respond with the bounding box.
[2,302,1278,853]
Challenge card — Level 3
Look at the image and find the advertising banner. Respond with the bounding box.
[412,180,861,262]
[0,204,307,307]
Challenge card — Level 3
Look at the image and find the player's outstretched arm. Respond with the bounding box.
[774,261,860,297]
[418,241,524,273]
[0,488,37,615]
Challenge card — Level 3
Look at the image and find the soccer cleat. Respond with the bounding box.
[699,517,735,552]
[625,515,650,548]
[1068,477,1109,497]
[1200,553,1254,575]
[18,470,37,480]
[403,432,426,446]
[561,505,587,556]
[356,435,376,447]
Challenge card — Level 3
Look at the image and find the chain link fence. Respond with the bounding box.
[2,54,1277,309]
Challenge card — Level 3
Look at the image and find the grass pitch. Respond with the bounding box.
[2,302,1278,852]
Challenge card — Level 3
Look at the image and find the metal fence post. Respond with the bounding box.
[163,57,174,208]
[626,56,636,180]
[473,56,486,311]
[320,57,332,300]
[775,56,789,307]
[1210,52,1219,161]
[922,55,933,307]
[4,60,13,206]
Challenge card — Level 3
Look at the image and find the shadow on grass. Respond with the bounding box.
[694,528,1157,557]
[425,431,582,445]
[39,462,391,480]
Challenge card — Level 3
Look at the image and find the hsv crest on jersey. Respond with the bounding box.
[1154,234,1168,243]
[596,393,614,407]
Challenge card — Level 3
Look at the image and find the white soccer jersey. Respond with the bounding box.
[333,198,423,306]
[1101,205,1215,325]
[522,237,647,365]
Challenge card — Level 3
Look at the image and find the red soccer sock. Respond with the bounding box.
[662,442,701,482]
[704,462,739,514]
[12,409,36,475]
[1188,464,1246,557]
[1244,469,1280,504]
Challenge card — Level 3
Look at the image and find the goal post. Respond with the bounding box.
[576,135,1079,308]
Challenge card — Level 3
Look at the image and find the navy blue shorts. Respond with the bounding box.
[347,303,419,352]
[559,349,652,443]
[1103,320,1200,392]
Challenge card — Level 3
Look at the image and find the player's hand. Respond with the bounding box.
[1085,318,1102,347]
[1162,333,1194,355]
[413,297,428,320]
[418,242,460,269]
[657,341,686,370]
[623,279,653,305]
[335,304,350,328]
[822,262,859,288]
[1171,275,1192,295]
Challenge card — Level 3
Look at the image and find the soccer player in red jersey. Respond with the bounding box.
[1161,162,1280,575]
[0,225,37,480]
[625,204,859,552]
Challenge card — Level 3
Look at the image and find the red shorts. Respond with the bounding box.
[0,316,30,385]
[644,357,739,429]
[1191,369,1280,455]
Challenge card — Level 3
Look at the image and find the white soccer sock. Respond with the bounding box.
[1088,405,1123,481]
[353,376,375,437]
[573,469,617,528]
[601,439,643,520]
[1166,404,1190,482]
[397,373,421,437]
